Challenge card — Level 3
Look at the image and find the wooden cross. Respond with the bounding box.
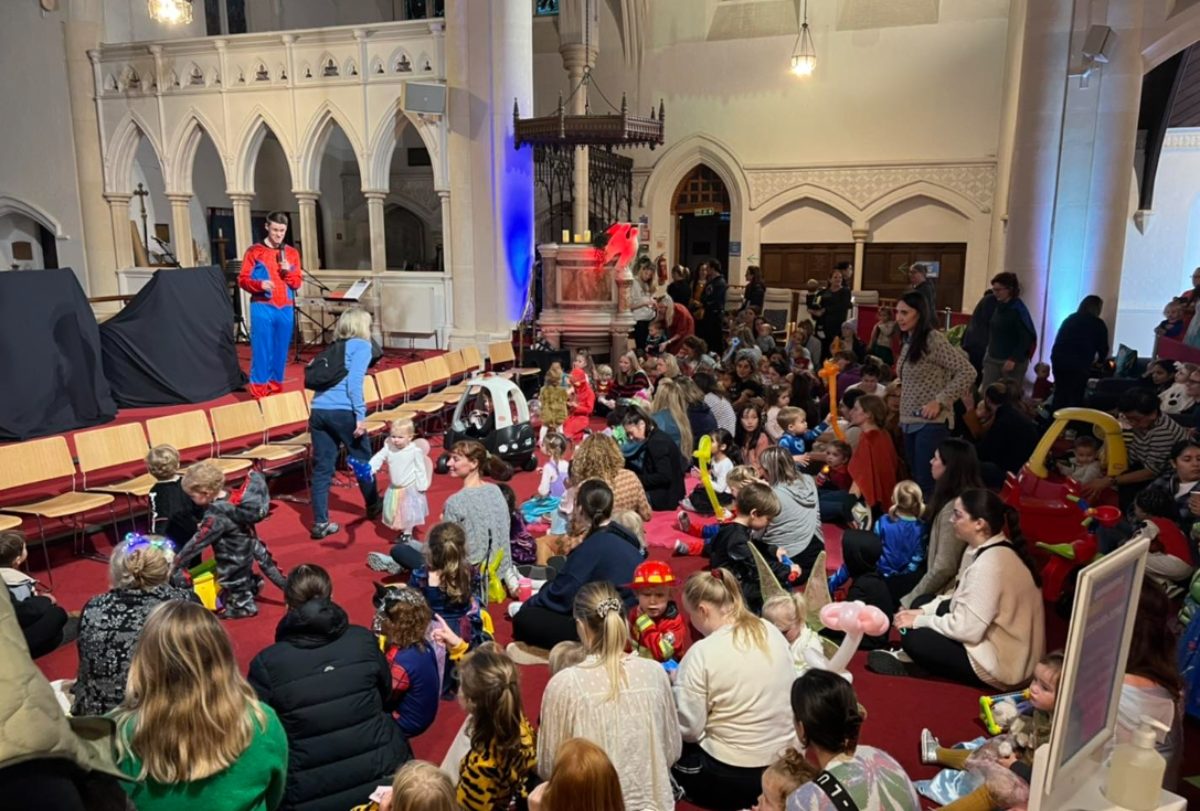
[132,182,151,254]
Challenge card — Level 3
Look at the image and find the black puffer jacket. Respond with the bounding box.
[247,599,411,811]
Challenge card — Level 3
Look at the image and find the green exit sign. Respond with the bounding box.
[694,207,716,217]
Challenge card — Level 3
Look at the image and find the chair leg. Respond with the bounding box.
[34,515,54,593]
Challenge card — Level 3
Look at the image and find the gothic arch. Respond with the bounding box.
[297,101,367,192]
[754,184,863,226]
[231,107,296,194]
[0,196,65,238]
[106,112,166,195]
[641,133,750,216]
[1143,4,1200,72]
[366,97,446,190]
[167,110,227,195]
[860,181,980,225]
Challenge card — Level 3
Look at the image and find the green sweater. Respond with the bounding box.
[118,702,288,811]
[987,299,1035,362]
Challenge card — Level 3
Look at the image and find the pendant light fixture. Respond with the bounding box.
[791,0,816,76]
[149,0,193,26]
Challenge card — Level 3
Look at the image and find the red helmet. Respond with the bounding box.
[629,560,677,590]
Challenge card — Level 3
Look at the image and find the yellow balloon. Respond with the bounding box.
[693,434,726,519]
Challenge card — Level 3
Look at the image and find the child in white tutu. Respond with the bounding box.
[370,419,432,543]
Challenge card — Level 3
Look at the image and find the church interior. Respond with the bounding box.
[4,0,1200,809]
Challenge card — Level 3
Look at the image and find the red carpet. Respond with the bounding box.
[20,363,1200,808]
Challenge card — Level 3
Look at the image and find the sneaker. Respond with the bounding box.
[518,564,555,581]
[676,510,691,533]
[849,501,873,531]
[673,540,690,556]
[920,728,940,764]
[366,552,402,574]
[310,522,340,540]
[866,649,914,677]
[678,498,695,512]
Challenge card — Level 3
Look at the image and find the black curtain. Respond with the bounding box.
[0,268,116,440]
[100,266,246,407]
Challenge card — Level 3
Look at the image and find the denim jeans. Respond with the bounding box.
[309,408,379,525]
[903,422,950,497]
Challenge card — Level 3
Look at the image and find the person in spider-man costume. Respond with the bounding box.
[238,212,303,398]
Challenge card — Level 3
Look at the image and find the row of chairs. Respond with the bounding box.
[0,343,527,588]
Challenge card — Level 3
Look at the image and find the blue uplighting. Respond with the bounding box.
[501,143,534,322]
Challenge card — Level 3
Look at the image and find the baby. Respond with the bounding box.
[645,320,669,356]
[1057,434,1103,484]
[1156,298,1186,340]
[753,748,817,811]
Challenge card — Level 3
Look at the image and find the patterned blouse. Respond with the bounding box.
[72,584,198,716]
[786,746,921,811]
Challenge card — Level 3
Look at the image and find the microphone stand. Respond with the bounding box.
[287,248,335,361]
[151,236,181,268]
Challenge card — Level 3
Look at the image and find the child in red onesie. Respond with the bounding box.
[562,368,596,440]
[627,560,690,663]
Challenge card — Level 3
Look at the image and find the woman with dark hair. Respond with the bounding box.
[1050,295,1109,410]
[785,670,921,811]
[970,380,1040,488]
[845,394,900,515]
[895,291,975,495]
[980,272,1037,391]
[622,407,686,510]
[810,265,853,359]
[872,489,1045,688]
[697,259,728,354]
[695,370,737,435]
[248,564,412,811]
[510,481,643,649]
[740,265,766,313]
[666,265,693,313]
[900,438,985,607]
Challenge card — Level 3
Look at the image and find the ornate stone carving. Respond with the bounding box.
[747,163,996,213]
[1164,130,1200,150]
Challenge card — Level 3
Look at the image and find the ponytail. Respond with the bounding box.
[1000,503,1041,587]
[458,643,527,777]
[959,489,1041,586]
[683,568,768,653]
[573,581,630,701]
[576,479,614,538]
[450,440,514,482]
[790,669,864,755]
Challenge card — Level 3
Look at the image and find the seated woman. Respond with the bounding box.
[113,600,288,811]
[622,406,686,511]
[785,669,921,811]
[673,569,797,811]
[73,534,198,717]
[537,582,681,811]
[511,480,643,650]
[870,489,1045,689]
[845,394,900,516]
[967,381,1040,489]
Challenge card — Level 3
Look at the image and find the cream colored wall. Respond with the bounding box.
[0,214,46,270]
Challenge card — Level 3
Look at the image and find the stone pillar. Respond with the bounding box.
[1002,1,1072,355]
[445,0,534,346]
[558,1,598,237]
[106,194,135,271]
[229,193,255,256]
[295,192,321,271]
[65,5,117,300]
[851,223,869,294]
[986,0,1027,284]
[167,194,195,267]
[364,191,388,272]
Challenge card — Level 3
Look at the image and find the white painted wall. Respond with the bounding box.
[759,201,852,244]
[0,1,86,281]
[189,134,231,265]
[0,213,46,270]
[1116,130,1200,354]
[869,197,970,243]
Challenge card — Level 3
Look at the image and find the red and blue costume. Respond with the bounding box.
[238,242,303,397]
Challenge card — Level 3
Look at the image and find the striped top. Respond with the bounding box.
[705,392,737,435]
[1124,413,1190,476]
[457,717,537,811]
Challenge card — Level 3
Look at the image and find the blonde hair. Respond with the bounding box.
[762,593,807,635]
[388,760,457,811]
[181,460,224,497]
[650,377,693,454]
[616,351,644,386]
[776,406,806,431]
[660,354,682,380]
[548,640,588,675]
[595,364,613,382]
[115,600,267,783]
[545,362,564,388]
[109,536,175,591]
[459,643,528,782]
[763,748,818,806]
[889,480,925,520]
[389,419,415,437]
[334,307,372,341]
[726,465,762,493]
[541,431,570,462]
[683,568,768,653]
[612,509,645,548]
[572,581,630,701]
[145,444,180,481]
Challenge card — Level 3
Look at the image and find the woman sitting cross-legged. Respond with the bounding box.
[869,489,1046,689]
[672,568,797,810]
[537,582,681,811]
[622,406,687,511]
[510,479,644,650]
[112,600,288,811]
[784,669,921,811]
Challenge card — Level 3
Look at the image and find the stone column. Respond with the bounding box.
[229,193,255,256]
[364,191,388,272]
[986,0,1027,283]
[558,1,599,237]
[167,194,195,267]
[65,5,117,299]
[851,223,869,294]
[106,194,135,271]
[295,192,321,271]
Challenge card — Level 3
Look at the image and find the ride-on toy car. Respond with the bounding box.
[435,373,537,473]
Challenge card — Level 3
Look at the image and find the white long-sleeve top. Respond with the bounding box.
[711,456,733,493]
[674,619,797,767]
[914,535,1045,689]
[369,442,430,491]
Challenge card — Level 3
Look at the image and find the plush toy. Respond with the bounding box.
[804,601,890,682]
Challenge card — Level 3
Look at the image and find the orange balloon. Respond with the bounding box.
[818,360,846,441]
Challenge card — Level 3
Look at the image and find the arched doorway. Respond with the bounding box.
[0,209,57,269]
[384,205,427,270]
[672,164,730,275]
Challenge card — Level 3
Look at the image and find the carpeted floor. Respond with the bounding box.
[22,356,1200,809]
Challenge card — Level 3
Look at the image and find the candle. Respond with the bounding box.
[573,234,582,243]
[218,227,223,238]
[583,229,591,242]
[561,229,570,244]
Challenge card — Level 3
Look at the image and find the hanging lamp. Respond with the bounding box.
[791,0,816,76]
[148,0,193,25]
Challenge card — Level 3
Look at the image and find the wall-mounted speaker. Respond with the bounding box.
[1082,24,1114,64]
[402,81,446,115]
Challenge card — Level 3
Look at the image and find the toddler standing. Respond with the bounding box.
[369,420,431,543]
[1031,363,1053,403]
[538,363,569,442]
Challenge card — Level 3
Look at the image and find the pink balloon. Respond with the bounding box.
[819,602,846,629]
[859,606,891,636]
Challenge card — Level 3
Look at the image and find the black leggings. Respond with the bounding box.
[900,597,987,687]
[672,742,764,810]
[511,604,579,649]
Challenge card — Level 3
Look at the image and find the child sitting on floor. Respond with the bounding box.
[754,748,818,811]
[829,481,926,617]
[498,483,537,566]
[777,406,829,470]
[547,640,587,675]
[374,584,442,738]
[627,560,691,663]
[762,592,824,676]
[681,429,737,515]
[171,462,286,620]
[520,432,570,524]
[0,529,73,658]
[674,465,761,555]
[708,482,786,613]
[921,652,1063,811]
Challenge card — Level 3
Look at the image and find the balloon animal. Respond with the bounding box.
[692,434,727,519]
[804,601,890,682]
[818,360,847,441]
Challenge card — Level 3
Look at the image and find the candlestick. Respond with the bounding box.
[561,229,570,244]
[583,229,591,242]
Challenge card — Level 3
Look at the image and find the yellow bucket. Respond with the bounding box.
[189,559,220,610]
